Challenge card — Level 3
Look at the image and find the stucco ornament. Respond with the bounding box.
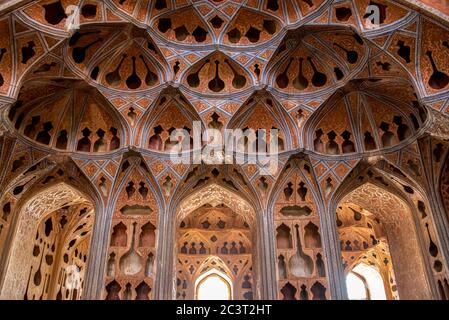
[177,184,255,225]
[1,183,88,299]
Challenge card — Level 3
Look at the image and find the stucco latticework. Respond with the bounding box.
[0,183,89,299]
[177,184,255,224]
[342,183,434,299]
[342,183,410,226]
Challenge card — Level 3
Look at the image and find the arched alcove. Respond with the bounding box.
[2,0,449,303]
[226,91,299,152]
[0,183,95,300]
[195,267,233,300]
[137,88,202,153]
[8,79,127,153]
[336,202,397,299]
[336,182,433,299]
[175,183,256,300]
[303,78,427,155]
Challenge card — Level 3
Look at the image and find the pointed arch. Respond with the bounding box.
[0,182,95,299]
[220,7,283,46]
[195,267,233,300]
[347,263,388,300]
[265,25,368,93]
[8,78,128,153]
[151,6,214,45]
[171,164,263,220]
[177,183,255,225]
[331,173,434,299]
[137,88,202,152]
[267,155,323,212]
[269,156,329,300]
[303,77,427,155]
[0,156,102,282]
[195,256,234,279]
[65,23,168,91]
[227,91,299,151]
[174,179,257,300]
[337,201,397,299]
[110,153,165,211]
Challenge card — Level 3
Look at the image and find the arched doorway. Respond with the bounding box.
[175,184,256,300]
[195,267,233,300]
[346,264,387,300]
[336,182,433,299]
[0,183,95,300]
[337,202,397,300]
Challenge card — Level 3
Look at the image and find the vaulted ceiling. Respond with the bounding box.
[0,0,449,158]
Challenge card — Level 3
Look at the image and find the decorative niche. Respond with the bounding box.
[274,167,328,300]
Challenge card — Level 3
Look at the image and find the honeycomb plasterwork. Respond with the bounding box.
[0,183,88,299]
[177,183,254,225]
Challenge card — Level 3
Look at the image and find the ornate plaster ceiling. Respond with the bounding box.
[0,0,449,158]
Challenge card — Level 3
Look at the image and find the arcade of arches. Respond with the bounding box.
[1,0,449,300]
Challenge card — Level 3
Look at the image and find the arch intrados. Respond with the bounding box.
[341,182,411,224]
[176,183,255,226]
[0,182,94,299]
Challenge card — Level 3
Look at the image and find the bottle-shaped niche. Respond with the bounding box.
[278,255,287,279]
[425,223,439,257]
[145,252,154,278]
[316,253,326,277]
[107,252,116,277]
[208,60,225,92]
[289,224,314,277]
[123,283,132,300]
[119,222,143,275]
[300,284,309,300]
